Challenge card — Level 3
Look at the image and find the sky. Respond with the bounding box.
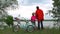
[7,0,54,19]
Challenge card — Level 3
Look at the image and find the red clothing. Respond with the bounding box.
[36,9,44,21]
[31,16,36,22]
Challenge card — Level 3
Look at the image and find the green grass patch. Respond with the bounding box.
[0,28,60,34]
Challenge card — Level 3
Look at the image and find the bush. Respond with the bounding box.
[5,15,13,27]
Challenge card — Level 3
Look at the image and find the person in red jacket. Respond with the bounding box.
[35,6,44,30]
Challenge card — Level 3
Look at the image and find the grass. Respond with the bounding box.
[0,28,60,34]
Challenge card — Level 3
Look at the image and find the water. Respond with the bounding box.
[0,20,57,28]
[13,20,57,28]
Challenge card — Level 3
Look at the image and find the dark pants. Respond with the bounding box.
[31,21,36,29]
[38,20,43,29]
[31,21,36,27]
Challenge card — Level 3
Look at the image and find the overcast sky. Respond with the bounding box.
[7,0,54,19]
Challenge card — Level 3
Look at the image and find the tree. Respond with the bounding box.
[0,0,18,29]
[48,0,60,26]
[52,0,60,19]
[48,0,60,20]
[0,0,18,8]
[0,0,18,20]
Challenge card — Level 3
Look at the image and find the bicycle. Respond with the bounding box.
[20,19,35,32]
[13,18,35,32]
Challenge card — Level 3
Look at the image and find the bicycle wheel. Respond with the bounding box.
[13,25,19,32]
[27,25,34,32]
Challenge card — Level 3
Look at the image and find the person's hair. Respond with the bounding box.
[32,12,35,16]
[36,6,39,9]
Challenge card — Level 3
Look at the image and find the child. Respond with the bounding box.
[31,12,36,29]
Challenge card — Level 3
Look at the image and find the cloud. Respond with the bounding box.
[18,0,53,6]
[7,0,53,19]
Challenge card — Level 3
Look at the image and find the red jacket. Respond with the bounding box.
[36,9,44,21]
